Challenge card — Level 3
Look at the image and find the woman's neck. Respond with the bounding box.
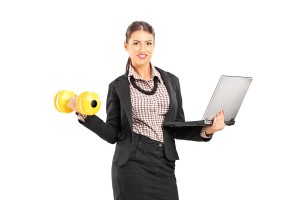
[132,63,152,81]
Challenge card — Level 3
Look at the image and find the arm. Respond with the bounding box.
[171,76,211,141]
[71,83,122,144]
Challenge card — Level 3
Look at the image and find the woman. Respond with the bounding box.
[68,21,225,200]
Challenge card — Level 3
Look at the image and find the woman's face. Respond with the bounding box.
[124,30,155,67]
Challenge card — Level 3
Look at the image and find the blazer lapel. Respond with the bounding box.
[156,67,176,122]
[115,75,133,130]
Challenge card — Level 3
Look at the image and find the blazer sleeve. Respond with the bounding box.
[78,82,121,144]
[172,76,211,142]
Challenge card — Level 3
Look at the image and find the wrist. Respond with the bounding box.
[204,126,214,136]
[201,127,213,138]
[75,112,87,122]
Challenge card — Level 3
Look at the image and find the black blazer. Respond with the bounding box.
[79,67,211,166]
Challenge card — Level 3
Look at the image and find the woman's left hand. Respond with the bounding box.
[205,110,225,135]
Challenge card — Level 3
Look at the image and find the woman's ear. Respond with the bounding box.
[124,42,128,51]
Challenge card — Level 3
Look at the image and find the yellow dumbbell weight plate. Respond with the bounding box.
[54,90,76,113]
[76,91,101,115]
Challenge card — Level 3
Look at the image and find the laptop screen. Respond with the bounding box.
[202,75,252,123]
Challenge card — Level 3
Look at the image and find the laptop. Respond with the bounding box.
[163,75,253,127]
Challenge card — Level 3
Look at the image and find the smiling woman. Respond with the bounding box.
[66,21,225,200]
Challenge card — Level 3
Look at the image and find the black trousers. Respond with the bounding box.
[112,133,179,200]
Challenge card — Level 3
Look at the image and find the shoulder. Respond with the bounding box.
[108,74,128,89]
[155,66,180,85]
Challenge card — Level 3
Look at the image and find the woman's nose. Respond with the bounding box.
[139,43,146,51]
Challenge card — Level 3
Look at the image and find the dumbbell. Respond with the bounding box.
[54,90,101,115]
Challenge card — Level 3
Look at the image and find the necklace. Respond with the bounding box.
[130,76,158,95]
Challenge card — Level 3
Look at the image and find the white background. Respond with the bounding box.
[1,0,299,199]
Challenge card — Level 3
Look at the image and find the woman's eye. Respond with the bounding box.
[147,42,152,46]
[133,42,139,45]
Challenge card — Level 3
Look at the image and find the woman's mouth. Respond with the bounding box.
[137,54,147,59]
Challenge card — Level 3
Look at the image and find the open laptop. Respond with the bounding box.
[163,75,253,127]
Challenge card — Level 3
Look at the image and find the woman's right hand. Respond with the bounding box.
[67,96,78,112]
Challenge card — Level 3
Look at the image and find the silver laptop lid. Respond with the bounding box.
[202,75,252,123]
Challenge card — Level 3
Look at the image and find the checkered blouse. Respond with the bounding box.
[128,65,170,143]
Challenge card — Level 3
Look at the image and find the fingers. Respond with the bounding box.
[67,97,78,112]
[212,110,225,132]
[218,110,224,122]
[217,110,225,129]
[214,110,223,120]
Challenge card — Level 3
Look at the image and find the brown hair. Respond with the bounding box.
[125,21,155,75]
